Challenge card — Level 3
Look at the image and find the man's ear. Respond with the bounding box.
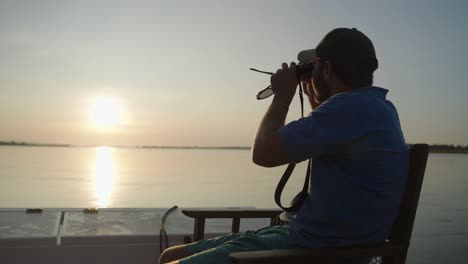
[322,61,332,81]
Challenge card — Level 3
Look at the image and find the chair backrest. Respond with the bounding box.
[387,144,429,263]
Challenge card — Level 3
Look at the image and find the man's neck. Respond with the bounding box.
[330,82,353,97]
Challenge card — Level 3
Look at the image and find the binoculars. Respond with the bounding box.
[252,61,314,100]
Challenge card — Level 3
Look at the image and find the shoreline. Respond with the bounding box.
[1,141,467,154]
[0,141,250,150]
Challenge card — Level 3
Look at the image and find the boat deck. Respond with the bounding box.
[0,207,271,264]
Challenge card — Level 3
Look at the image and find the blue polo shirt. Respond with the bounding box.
[278,86,408,248]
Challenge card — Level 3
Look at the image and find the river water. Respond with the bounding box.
[0,146,466,263]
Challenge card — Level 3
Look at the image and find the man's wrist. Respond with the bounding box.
[272,96,292,110]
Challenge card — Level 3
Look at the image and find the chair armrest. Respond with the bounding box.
[181,209,282,241]
[229,244,402,264]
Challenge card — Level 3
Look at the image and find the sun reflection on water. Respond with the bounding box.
[93,146,116,207]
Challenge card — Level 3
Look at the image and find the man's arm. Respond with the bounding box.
[252,98,290,167]
[252,62,298,167]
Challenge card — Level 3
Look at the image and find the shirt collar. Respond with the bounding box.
[355,86,388,97]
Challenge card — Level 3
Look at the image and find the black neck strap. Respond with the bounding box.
[274,82,311,212]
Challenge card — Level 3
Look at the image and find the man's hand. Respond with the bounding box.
[302,81,322,110]
[271,62,298,107]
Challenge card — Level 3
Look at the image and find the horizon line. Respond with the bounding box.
[1,140,468,151]
[0,140,252,150]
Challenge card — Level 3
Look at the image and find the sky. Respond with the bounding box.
[0,0,467,146]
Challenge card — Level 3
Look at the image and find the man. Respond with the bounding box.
[159,27,408,264]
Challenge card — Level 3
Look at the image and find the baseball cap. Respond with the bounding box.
[297,28,378,71]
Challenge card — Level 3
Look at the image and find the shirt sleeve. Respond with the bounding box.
[278,94,365,163]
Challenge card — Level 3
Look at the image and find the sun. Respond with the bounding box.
[89,96,123,128]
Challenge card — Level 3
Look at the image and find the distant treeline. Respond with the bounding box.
[0,141,70,147]
[1,141,467,153]
[426,144,468,153]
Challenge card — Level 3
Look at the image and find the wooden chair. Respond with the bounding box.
[182,144,429,264]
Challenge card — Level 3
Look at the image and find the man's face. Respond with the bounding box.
[311,60,332,103]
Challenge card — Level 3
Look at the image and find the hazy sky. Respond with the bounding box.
[0,0,467,146]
